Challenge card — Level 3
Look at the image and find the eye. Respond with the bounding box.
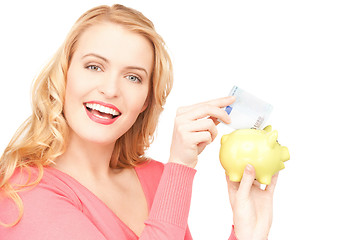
[86,65,102,72]
[126,75,141,83]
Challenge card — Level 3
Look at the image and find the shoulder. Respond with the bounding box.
[135,158,165,186]
[8,166,82,206]
[135,159,165,205]
[135,158,165,177]
[0,166,83,223]
[1,166,83,217]
[0,167,104,239]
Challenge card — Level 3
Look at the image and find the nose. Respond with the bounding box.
[98,72,119,98]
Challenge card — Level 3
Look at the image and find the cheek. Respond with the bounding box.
[63,80,76,112]
[66,71,81,98]
[128,99,146,115]
[133,90,149,112]
[63,72,85,117]
[121,98,146,122]
[63,88,76,123]
[64,66,91,104]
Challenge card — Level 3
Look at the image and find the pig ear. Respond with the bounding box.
[263,125,272,132]
[221,135,229,144]
[267,130,278,148]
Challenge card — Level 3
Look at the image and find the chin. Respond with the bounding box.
[67,128,121,147]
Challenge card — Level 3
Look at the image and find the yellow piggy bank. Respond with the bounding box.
[219,126,290,185]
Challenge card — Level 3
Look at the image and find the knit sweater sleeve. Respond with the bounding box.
[140,162,237,240]
[140,162,195,240]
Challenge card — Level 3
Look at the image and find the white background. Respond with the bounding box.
[1,0,359,239]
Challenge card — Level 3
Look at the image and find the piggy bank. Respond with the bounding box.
[219,126,290,185]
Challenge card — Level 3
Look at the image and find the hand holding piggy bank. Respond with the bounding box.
[219,125,290,185]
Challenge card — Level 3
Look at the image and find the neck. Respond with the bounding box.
[53,131,117,179]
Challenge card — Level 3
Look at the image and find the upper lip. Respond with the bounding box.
[84,101,121,115]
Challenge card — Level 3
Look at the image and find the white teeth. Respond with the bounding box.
[85,103,120,116]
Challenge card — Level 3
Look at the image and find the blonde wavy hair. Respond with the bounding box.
[0,4,173,227]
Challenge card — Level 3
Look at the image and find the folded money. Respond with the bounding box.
[223,86,273,130]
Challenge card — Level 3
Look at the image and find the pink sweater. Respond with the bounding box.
[0,160,237,239]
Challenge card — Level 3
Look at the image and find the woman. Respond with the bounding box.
[0,4,278,239]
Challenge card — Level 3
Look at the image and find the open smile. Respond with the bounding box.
[84,101,121,125]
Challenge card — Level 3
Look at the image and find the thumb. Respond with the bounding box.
[226,175,240,206]
[237,164,256,198]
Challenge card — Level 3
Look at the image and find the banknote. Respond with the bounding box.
[224,86,273,129]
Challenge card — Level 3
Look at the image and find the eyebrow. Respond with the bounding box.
[82,53,109,63]
[82,53,148,76]
[123,66,148,77]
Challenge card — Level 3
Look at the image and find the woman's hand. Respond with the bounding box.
[169,96,235,168]
[227,164,279,240]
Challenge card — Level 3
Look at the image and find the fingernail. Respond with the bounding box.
[245,164,252,174]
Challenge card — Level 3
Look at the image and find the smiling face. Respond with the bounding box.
[64,21,154,146]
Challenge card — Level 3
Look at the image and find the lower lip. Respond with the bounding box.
[85,107,119,125]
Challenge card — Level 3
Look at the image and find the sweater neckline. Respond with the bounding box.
[45,164,151,239]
